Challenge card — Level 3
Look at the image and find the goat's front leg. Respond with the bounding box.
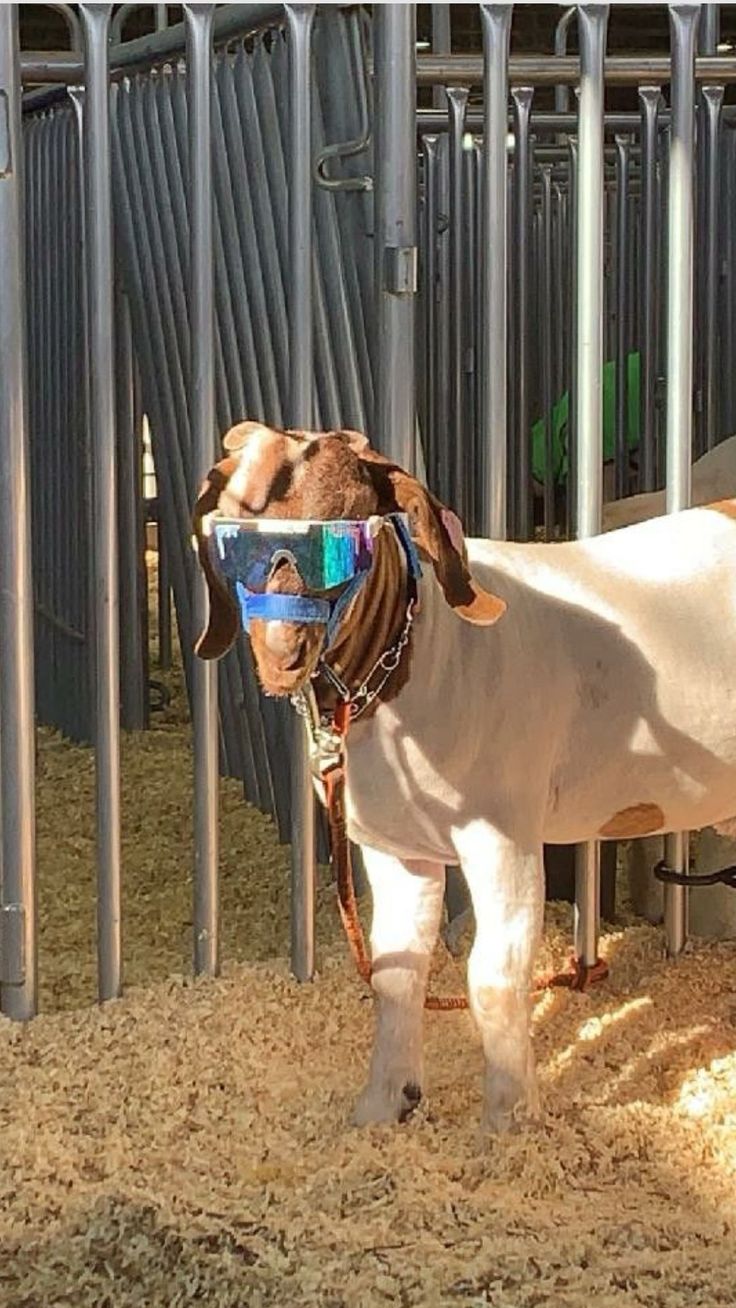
[353,846,445,1126]
[454,820,544,1133]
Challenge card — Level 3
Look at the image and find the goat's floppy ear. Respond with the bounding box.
[385,470,506,625]
[191,457,240,659]
[334,428,371,455]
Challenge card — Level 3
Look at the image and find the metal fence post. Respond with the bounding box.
[573,3,609,973]
[638,86,661,493]
[0,4,38,1022]
[664,2,700,959]
[447,84,469,516]
[185,2,220,978]
[480,4,511,541]
[285,3,317,983]
[79,3,123,1003]
[373,2,417,472]
[511,86,533,541]
[614,134,630,500]
[702,83,723,449]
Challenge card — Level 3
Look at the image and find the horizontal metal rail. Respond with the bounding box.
[411,52,736,87]
[416,106,736,133]
[22,49,736,90]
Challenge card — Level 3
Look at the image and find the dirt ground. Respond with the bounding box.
[1,563,735,1307]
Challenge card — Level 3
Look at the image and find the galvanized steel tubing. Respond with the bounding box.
[614,134,630,500]
[373,3,417,472]
[664,3,701,959]
[79,2,123,1004]
[0,5,38,1021]
[638,86,661,493]
[573,4,609,972]
[511,86,533,541]
[284,3,317,984]
[480,4,511,541]
[184,2,220,980]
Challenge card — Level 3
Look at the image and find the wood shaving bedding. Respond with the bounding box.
[2,560,734,1307]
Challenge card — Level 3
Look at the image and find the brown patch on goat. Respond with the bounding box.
[706,499,736,520]
[599,803,665,839]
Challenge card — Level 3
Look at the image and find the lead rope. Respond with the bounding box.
[318,701,608,1006]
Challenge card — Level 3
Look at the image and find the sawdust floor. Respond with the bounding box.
[2,571,736,1305]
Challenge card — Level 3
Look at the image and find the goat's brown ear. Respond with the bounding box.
[192,458,240,659]
[384,470,506,626]
[334,428,371,455]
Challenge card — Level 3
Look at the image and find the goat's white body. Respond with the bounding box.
[340,503,736,1130]
[346,503,736,857]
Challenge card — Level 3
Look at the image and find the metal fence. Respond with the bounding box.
[0,2,726,1018]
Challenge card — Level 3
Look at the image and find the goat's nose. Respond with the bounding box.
[263,621,294,659]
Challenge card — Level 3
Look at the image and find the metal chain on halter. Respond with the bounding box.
[342,596,416,721]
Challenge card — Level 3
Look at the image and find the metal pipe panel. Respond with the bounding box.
[511,86,533,540]
[185,3,220,979]
[573,4,609,971]
[480,5,511,540]
[540,165,554,535]
[664,3,700,958]
[373,3,417,471]
[638,87,661,493]
[554,8,576,113]
[412,52,736,87]
[702,83,723,449]
[614,135,630,499]
[447,84,468,516]
[79,3,123,1003]
[285,3,317,983]
[0,6,38,1021]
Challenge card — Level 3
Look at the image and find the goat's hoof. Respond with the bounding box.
[481,1074,539,1136]
[352,1079,423,1126]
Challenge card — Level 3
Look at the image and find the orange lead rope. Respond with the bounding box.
[322,702,608,1009]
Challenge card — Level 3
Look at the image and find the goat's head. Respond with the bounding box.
[192,421,506,697]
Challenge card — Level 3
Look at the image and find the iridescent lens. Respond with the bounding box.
[210,518,378,593]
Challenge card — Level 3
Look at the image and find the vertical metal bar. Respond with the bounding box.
[554,7,576,115]
[431,3,450,111]
[373,2,417,472]
[574,4,609,972]
[115,283,147,729]
[665,2,700,959]
[434,136,451,506]
[699,3,719,53]
[614,135,630,499]
[158,518,172,669]
[447,85,468,517]
[0,5,38,1021]
[480,4,511,540]
[184,2,219,978]
[639,87,661,493]
[79,3,122,1003]
[285,3,316,983]
[541,164,554,536]
[422,134,440,493]
[702,84,723,449]
[512,86,533,540]
[156,4,168,30]
[567,137,578,536]
[724,126,736,435]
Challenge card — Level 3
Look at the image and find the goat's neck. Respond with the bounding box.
[316,527,412,721]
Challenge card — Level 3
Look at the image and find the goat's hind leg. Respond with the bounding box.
[353,847,445,1126]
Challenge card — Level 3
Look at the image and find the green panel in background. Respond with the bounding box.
[531,351,641,484]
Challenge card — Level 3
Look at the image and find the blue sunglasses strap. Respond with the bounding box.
[235,582,331,632]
